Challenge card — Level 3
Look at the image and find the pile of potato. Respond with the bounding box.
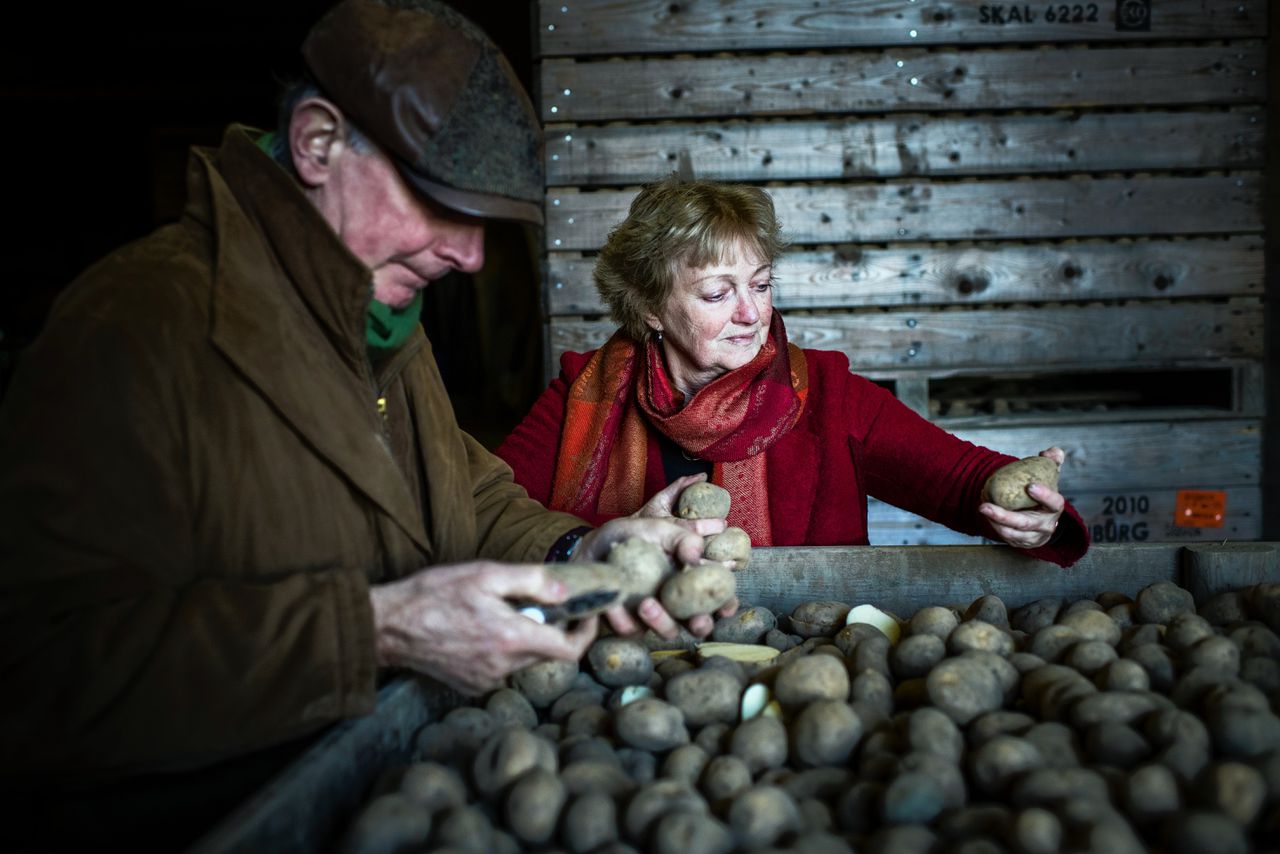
[342,573,1280,854]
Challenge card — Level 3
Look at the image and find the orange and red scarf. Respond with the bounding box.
[549,314,808,545]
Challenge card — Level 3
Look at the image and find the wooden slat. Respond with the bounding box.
[950,420,1262,489]
[869,486,1263,545]
[538,0,1267,55]
[734,542,1280,616]
[540,45,1265,121]
[548,302,1264,370]
[546,175,1263,250]
[546,236,1264,314]
[546,109,1265,185]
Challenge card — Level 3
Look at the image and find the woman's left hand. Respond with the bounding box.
[977,447,1067,549]
[633,473,727,537]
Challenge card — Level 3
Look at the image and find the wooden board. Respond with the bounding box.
[546,109,1265,185]
[733,542,1279,615]
[540,45,1265,121]
[548,301,1264,371]
[538,0,1266,55]
[546,236,1264,315]
[545,175,1263,250]
[869,486,1264,545]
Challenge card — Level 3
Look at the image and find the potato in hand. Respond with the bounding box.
[982,455,1059,511]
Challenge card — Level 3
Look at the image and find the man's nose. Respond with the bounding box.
[441,223,485,273]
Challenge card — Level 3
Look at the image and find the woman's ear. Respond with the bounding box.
[642,311,663,335]
[288,97,347,188]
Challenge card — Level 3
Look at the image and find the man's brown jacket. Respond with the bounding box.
[0,126,581,782]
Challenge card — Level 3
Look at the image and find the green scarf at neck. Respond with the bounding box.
[366,293,424,360]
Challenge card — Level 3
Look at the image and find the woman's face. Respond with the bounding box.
[645,241,774,395]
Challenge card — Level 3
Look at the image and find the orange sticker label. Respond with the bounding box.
[1174,490,1227,528]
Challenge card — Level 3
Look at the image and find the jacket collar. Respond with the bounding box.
[189,125,432,557]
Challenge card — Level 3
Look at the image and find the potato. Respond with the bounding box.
[676,481,731,519]
[559,760,637,798]
[1121,763,1180,826]
[727,784,802,848]
[511,658,578,708]
[773,653,850,708]
[790,700,864,767]
[901,707,965,762]
[607,536,673,604]
[660,564,736,619]
[982,455,1059,510]
[834,621,885,657]
[891,634,946,680]
[623,779,708,843]
[880,770,947,825]
[430,805,495,852]
[1135,581,1196,624]
[650,811,734,854]
[341,793,432,854]
[587,637,654,687]
[970,735,1045,796]
[790,600,851,637]
[1057,608,1122,646]
[398,762,467,813]
[561,792,618,853]
[963,594,1010,629]
[484,688,537,730]
[1011,598,1063,635]
[700,754,753,802]
[926,655,1005,724]
[730,715,789,773]
[613,697,689,751]
[503,768,566,845]
[711,606,776,644]
[704,526,751,567]
[440,707,497,754]
[664,668,743,727]
[947,620,1015,657]
[908,605,959,641]
[845,603,902,644]
[472,728,557,797]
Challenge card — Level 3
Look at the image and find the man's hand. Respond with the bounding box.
[572,490,735,641]
[369,562,598,696]
[978,446,1067,549]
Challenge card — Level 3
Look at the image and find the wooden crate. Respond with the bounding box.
[533,0,1267,543]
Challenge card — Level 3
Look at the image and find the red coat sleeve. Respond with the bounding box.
[845,371,1088,567]
[495,351,594,506]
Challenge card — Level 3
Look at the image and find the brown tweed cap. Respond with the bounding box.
[302,0,545,225]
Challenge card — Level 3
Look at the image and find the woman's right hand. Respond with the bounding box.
[614,474,737,639]
[633,473,727,537]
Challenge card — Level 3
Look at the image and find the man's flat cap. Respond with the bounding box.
[303,0,544,225]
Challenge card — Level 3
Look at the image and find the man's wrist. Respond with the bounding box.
[546,525,593,562]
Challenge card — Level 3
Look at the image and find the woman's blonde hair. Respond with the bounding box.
[593,176,784,341]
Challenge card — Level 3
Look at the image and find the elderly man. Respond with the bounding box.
[0,0,720,844]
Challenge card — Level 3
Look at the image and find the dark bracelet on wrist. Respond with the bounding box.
[545,525,593,562]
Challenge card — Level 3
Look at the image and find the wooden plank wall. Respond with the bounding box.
[532,0,1267,545]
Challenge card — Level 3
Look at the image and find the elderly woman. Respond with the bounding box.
[498,176,1088,567]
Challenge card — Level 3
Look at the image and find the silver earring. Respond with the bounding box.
[655,330,663,342]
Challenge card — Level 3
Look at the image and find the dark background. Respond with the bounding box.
[1,0,543,446]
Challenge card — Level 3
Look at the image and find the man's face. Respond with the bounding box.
[321,144,486,309]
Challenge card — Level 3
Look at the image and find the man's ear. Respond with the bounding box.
[288,97,348,188]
